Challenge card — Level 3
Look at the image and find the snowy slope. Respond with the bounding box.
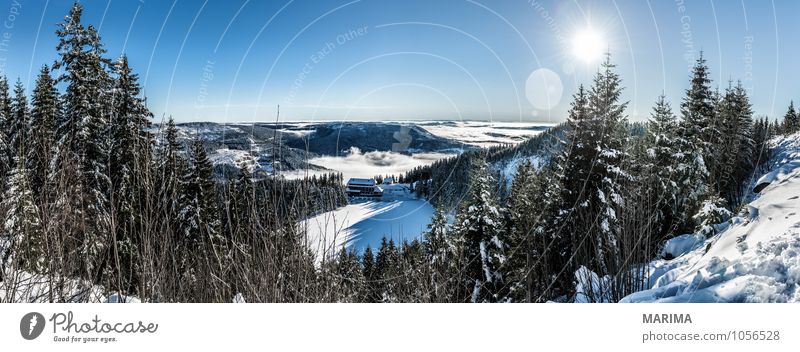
[622,132,800,303]
[302,199,434,263]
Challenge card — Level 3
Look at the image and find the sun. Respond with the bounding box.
[572,28,605,63]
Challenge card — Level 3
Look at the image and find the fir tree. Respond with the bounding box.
[680,52,717,168]
[551,53,630,302]
[452,157,507,302]
[504,160,539,301]
[28,66,60,193]
[716,81,754,205]
[53,2,113,282]
[643,94,681,240]
[9,79,29,159]
[783,101,798,134]
[0,77,11,134]
[423,206,452,301]
[2,155,45,273]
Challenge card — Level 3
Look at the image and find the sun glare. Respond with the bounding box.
[572,28,605,63]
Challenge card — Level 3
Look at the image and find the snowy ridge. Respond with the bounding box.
[622,132,800,302]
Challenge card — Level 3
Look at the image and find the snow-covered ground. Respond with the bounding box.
[302,197,434,263]
[209,148,259,171]
[622,132,800,303]
[417,120,551,148]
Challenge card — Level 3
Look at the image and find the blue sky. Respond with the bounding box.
[0,0,796,123]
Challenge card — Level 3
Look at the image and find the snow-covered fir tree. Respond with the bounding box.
[452,157,507,302]
[53,2,114,281]
[643,94,681,240]
[422,205,452,301]
[2,155,45,273]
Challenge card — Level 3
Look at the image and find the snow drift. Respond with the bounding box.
[622,132,800,303]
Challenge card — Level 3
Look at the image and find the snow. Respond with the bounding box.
[302,199,434,263]
[661,234,706,259]
[622,132,800,303]
[209,148,258,171]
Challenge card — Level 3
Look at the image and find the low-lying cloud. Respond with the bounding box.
[307,147,451,182]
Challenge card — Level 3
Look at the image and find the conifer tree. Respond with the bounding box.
[28,66,60,193]
[53,2,113,282]
[2,155,45,273]
[0,77,11,134]
[423,206,452,301]
[9,79,29,159]
[504,160,539,301]
[783,101,798,134]
[452,157,507,302]
[643,95,681,240]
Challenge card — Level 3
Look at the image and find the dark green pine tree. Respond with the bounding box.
[107,55,154,294]
[158,117,184,230]
[0,76,12,134]
[360,245,376,302]
[783,101,798,134]
[716,81,754,205]
[53,2,113,281]
[504,160,539,302]
[374,237,401,302]
[28,66,60,193]
[452,157,507,303]
[10,79,29,160]
[178,139,227,298]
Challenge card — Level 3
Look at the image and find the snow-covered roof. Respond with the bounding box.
[347,178,376,186]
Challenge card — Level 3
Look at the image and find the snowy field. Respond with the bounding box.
[622,132,800,303]
[302,199,434,263]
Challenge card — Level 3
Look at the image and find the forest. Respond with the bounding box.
[1,3,798,303]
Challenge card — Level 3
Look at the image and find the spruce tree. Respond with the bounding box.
[2,155,45,273]
[452,157,507,302]
[28,66,60,193]
[504,160,539,301]
[9,79,29,159]
[783,101,798,134]
[0,77,11,134]
[423,206,452,301]
[550,53,630,301]
[643,95,681,240]
[53,2,113,282]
